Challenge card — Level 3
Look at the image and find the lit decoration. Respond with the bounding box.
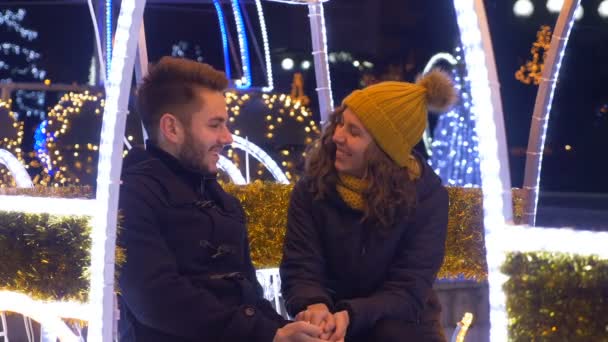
[547,0,563,13]
[428,48,482,187]
[290,72,310,106]
[105,0,112,78]
[451,312,473,342]
[87,0,106,84]
[224,88,320,183]
[254,0,274,92]
[574,4,584,20]
[421,52,458,157]
[600,0,608,18]
[547,0,584,20]
[513,0,534,17]
[516,26,552,85]
[231,0,252,89]
[523,1,578,226]
[218,155,247,185]
[255,268,284,314]
[40,91,107,187]
[305,1,333,122]
[171,41,204,62]
[0,99,25,187]
[231,135,289,184]
[89,0,145,339]
[453,0,514,340]
[0,149,32,187]
[34,90,144,188]
[0,291,82,342]
[454,0,608,341]
[281,57,295,70]
[0,8,48,118]
[265,0,334,121]
[213,0,232,80]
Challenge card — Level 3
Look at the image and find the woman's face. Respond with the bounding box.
[332,108,373,178]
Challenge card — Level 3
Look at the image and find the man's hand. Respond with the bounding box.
[273,321,325,342]
[328,310,349,342]
[295,303,335,339]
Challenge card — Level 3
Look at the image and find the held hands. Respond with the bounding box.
[294,303,349,342]
[273,321,325,342]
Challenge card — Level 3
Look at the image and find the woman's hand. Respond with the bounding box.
[295,303,335,340]
[328,310,349,342]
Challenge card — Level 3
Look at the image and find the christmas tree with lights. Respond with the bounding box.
[429,47,481,187]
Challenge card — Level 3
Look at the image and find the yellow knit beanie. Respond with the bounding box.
[342,69,457,167]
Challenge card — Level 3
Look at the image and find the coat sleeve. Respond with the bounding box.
[117,178,282,342]
[279,181,335,317]
[335,180,449,335]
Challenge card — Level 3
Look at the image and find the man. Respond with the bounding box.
[117,57,323,342]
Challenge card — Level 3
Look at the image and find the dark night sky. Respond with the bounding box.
[1,0,608,194]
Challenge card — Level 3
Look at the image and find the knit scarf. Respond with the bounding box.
[336,173,368,211]
[336,155,422,211]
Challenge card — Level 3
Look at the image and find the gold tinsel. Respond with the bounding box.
[0,203,122,303]
[503,252,608,341]
[224,183,527,280]
[0,211,92,302]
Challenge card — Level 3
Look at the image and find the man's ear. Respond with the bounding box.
[159,113,183,144]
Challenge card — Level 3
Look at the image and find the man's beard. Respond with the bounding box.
[177,131,212,175]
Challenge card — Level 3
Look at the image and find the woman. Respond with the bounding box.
[279,70,457,342]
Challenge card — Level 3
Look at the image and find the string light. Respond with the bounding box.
[0,291,82,342]
[428,48,481,187]
[0,149,32,187]
[105,0,112,78]
[213,0,232,80]
[89,1,145,340]
[231,135,289,184]
[231,0,252,89]
[0,8,47,118]
[523,0,578,225]
[453,0,513,339]
[421,52,459,157]
[600,0,608,18]
[454,1,608,341]
[40,92,105,186]
[225,91,320,182]
[281,57,295,70]
[217,155,247,185]
[514,0,534,17]
[255,0,274,92]
[0,99,26,187]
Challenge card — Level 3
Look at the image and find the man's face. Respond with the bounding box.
[177,89,232,174]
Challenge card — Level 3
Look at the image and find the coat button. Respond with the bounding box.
[244,306,256,317]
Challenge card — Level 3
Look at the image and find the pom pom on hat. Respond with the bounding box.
[416,69,458,113]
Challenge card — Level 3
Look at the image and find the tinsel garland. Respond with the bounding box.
[502,252,608,341]
[225,183,523,279]
[0,211,92,302]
